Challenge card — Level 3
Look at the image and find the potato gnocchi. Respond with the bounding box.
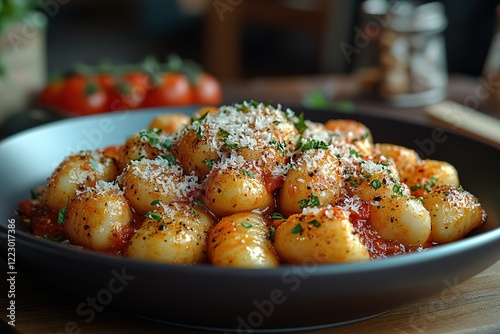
[17,101,487,268]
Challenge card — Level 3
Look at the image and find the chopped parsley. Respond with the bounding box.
[370,179,382,190]
[300,139,329,152]
[218,128,238,149]
[217,128,230,138]
[241,222,253,228]
[190,110,210,124]
[410,176,438,192]
[391,183,405,198]
[294,112,307,133]
[30,189,41,200]
[269,139,286,152]
[352,132,370,142]
[89,158,98,171]
[224,141,238,150]
[189,113,209,138]
[145,211,162,222]
[267,225,276,241]
[44,234,63,242]
[191,209,201,219]
[160,155,176,165]
[161,138,173,150]
[308,220,321,227]
[57,206,66,224]
[205,159,214,168]
[291,223,303,234]
[299,193,320,209]
[133,155,145,161]
[349,148,361,158]
[57,198,69,224]
[239,169,255,178]
[193,199,204,207]
[271,212,286,220]
[139,129,162,146]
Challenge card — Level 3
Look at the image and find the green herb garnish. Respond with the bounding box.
[145,212,162,222]
[308,220,321,227]
[294,112,307,133]
[239,169,255,178]
[299,193,320,209]
[370,179,382,190]
[291,223,303,234]
[271,212,286,220]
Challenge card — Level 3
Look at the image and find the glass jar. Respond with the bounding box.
[377,1,448,107]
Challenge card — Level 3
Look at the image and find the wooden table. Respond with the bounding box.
[1,74,500,334]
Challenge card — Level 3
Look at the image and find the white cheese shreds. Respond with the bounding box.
[125,158,200,201]
[361,160,388,175]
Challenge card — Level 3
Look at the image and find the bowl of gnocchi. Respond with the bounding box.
[1,101,499,332]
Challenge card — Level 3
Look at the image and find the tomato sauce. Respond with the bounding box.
[18,199,64,241]
[344,200,425,259]
[16,199,142,257]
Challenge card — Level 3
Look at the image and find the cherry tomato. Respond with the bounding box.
[141,72,193,107]
[97,73,115,93]
[192,73,222,105]
[107,72,151,111]
[38,79,63,108]
[57,75,108,115]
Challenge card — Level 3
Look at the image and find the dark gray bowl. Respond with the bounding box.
[1,107,499,332]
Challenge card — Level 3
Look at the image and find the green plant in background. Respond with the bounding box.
[0,0,39,75]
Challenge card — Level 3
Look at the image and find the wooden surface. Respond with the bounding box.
[1,74,500,333]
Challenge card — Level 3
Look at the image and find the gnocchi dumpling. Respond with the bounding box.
[374,143,420,177]
[120,158,199,215]
[402,159,459,196]
[348,160,405,202]
[128,202,215,264]
[208,212,279,268]
[118,129,173,171]
[172,127,220,179]
[202,164,273,218]
[148,113,190,133]
[43,150,118,212]
[273,206,370,264]
[278,147,343,216]
[325,119,374,156]
[422,185,485,244]
[63,181,132,251]
[369,196,431,246]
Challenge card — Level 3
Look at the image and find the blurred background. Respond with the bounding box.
[0,0,499,135]
[42,0,498,78]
